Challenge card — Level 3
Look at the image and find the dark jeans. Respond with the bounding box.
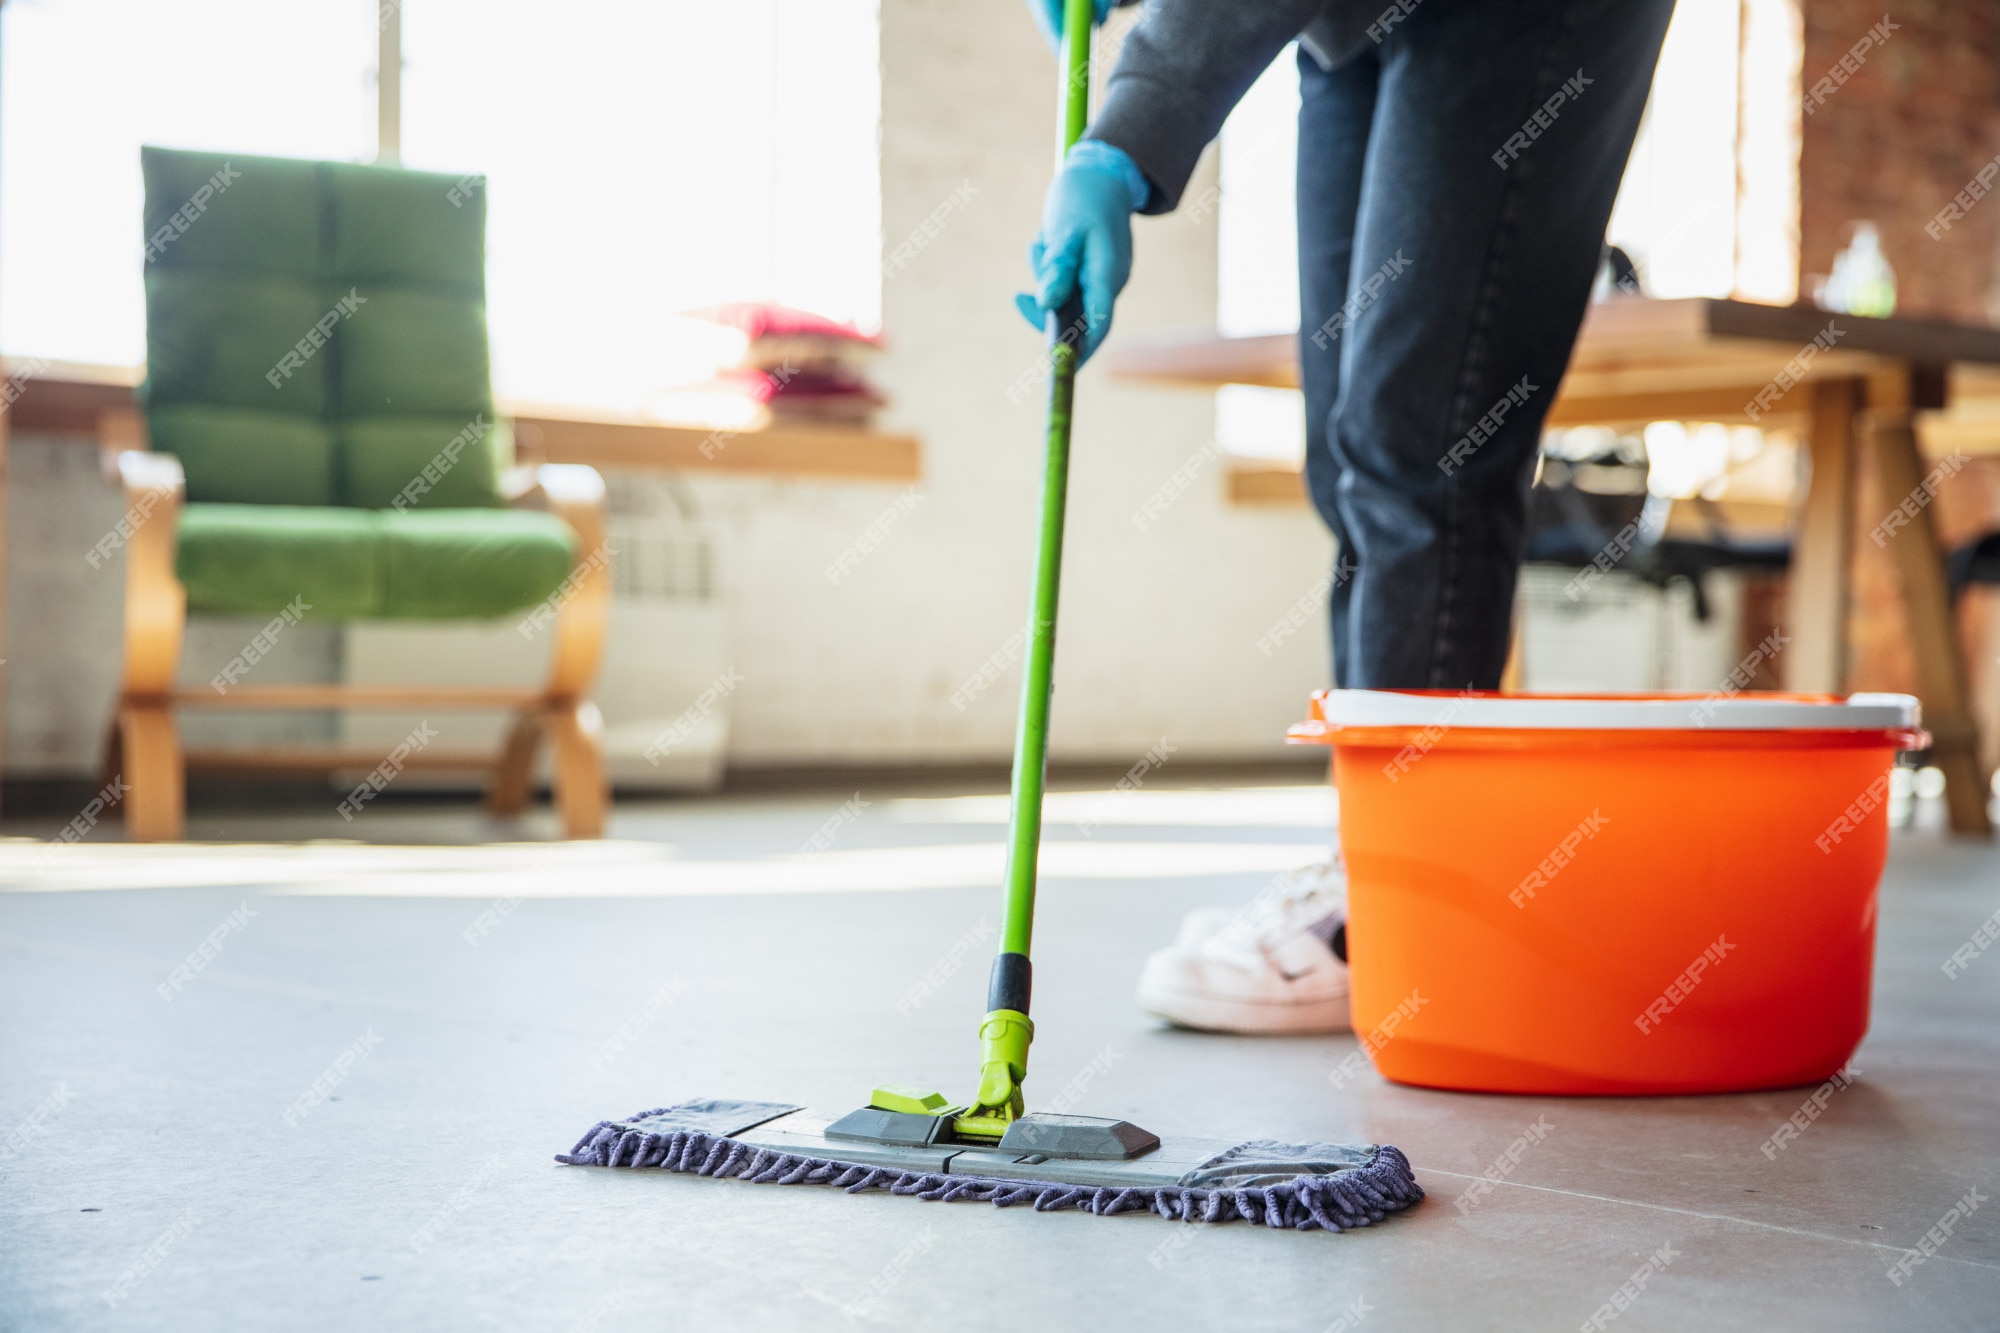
[1296,0,1673,688]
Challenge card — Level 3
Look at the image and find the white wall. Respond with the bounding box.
[2,437,348,777]
[700,0,1334,767]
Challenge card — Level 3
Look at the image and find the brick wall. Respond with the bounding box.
[1800,0,2000,322]
[1801,1,2000,765]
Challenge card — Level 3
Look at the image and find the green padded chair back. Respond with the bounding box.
[140,146,507,510]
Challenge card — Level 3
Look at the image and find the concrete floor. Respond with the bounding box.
[1,776,1997,1331]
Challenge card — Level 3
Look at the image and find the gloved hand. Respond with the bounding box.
[1013,140,1149,365]
[1027,0,1113,52]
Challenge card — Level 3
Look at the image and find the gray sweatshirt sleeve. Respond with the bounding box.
[1087,0,1336,213]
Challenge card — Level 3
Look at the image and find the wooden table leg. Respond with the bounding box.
[1786,378,1863,693]
[1867,411,1994,836]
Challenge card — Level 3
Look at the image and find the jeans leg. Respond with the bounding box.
[1312,0,1674,689]
[1296,45,1379,688]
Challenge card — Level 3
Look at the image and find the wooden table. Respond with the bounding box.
[1107,296,1999,835]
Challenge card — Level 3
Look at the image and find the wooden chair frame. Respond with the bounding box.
[100,410,612,840]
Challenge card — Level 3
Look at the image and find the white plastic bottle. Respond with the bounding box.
[1824,222,1897,317]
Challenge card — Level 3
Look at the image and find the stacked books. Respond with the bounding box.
[690,303,885,426]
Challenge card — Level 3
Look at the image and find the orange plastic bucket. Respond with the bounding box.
[1289,690,1926,1095]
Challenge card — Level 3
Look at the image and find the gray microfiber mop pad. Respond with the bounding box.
[556,1102,1423,1232]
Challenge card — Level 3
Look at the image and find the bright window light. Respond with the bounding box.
[399,0,881,416]
[1606,0,1745,298]
[1216,48,1299,341]
[1210,1,1789,385]
[1643,420,1769,497]
[0,0,375,365]
[1215,47,1303,461]
[0,0,882,419]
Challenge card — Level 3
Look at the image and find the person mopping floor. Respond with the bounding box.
[559,0,1428,1230]
[1013,0,1675,1034]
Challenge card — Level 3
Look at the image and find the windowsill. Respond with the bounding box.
[0,358,920,482]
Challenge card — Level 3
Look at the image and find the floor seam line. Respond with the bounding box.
[1416,1167,2000,1271]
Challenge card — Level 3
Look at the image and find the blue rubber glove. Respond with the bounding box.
[1028,0,1113,52]
[1014,140,1149,365]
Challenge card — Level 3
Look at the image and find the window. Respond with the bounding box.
[0,0,882,416]
[0,0,376,365]
[1210,0,1801,457]
[398,0,880,414]
[1214,47,1302,462]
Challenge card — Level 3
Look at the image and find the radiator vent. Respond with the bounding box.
[607,519,719,604]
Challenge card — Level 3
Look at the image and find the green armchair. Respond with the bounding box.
[108,146,610,839]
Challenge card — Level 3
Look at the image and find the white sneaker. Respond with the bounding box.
[1173,907,1234,948]
[1137,859,1352,1034]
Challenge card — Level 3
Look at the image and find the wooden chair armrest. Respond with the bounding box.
[513,464,609,701]
[499,464,545,506]
[96,434,187,699]
[518,461,605,510]
[109,448,187,502]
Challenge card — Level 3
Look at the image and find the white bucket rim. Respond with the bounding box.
[1311,690,1922,732]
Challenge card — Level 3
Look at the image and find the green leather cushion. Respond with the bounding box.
[176,504,379,619]
[148,407,338,507]
[178,504,575,621]
[142,146,506,510]
[337,287,493,419]
[379,508,575,618]
[144,270,332,418]
[141,148,320,279]
[340,415,507,510]
[327,161,486,293]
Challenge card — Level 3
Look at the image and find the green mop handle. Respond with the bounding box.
[967,0,1094,1129]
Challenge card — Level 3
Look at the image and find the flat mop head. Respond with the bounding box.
[557,1100,1422,1232]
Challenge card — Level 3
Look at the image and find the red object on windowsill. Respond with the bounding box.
[688,302,883,348]
[684,303,887,423]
